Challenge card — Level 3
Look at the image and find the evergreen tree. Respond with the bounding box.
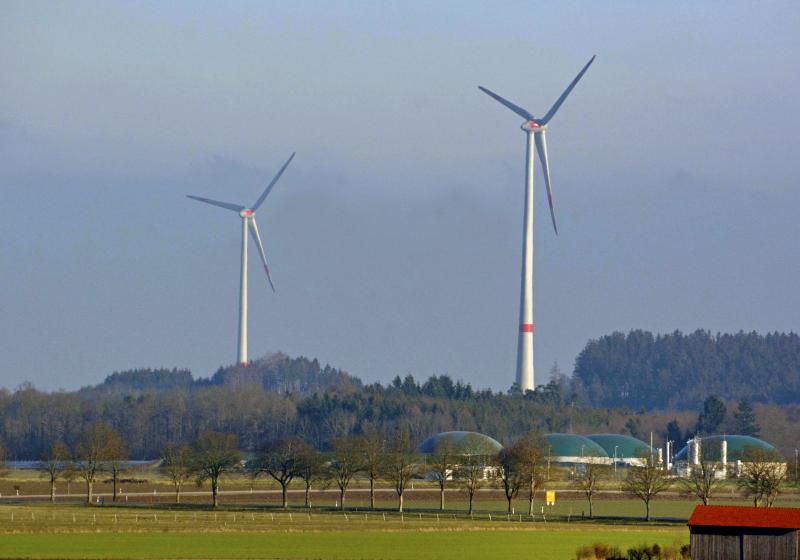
[733,400,760,437]
[697,396,726,434]
[666,419,682,445]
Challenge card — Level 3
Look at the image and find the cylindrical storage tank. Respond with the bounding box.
[721,439,728,476]
[666,441,672,470]
[689,438,701,465]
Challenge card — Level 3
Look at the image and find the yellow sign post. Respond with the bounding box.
[546,490,556,506]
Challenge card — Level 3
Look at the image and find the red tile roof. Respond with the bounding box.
[688,505,800,530]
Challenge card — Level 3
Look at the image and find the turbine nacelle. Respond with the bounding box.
[240,209,255,218]
[521,121,545,132]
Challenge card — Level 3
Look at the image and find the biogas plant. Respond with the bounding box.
[417,431,785,479]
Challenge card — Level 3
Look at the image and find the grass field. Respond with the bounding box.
[0,528,689,560]
[0,505,688,560]
[1,473,796,560]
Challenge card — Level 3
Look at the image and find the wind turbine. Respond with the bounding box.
[479,56,595,392]
[187,153,295,367]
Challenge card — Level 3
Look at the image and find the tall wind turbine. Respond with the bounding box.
[187,153,295,367]
[479,56,595,392]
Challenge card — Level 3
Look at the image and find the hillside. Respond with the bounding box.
[573,330,800,409]
[1,336,798,460]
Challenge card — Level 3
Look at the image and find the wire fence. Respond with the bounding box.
[0,505,579,533]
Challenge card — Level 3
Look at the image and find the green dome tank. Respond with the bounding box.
[418,431,503,455]
[674,435,779,462]
[544,433,609,459]
[586,433,655,460]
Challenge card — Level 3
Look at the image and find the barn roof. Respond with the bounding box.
[688,505,800,530]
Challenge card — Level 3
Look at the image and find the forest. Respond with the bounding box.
[573,330,800,409]
[1,335,799,461]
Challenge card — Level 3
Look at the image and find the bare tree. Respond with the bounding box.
[39,441,71,503]
[497,445,525,514]
[681,459,721,506]
[190,431,241,508]
[0,439,7,478]
[738,447,787,507]
[622,456,671,521]
[161,443,193,504]
[105,432,127,503]
[358,433,385,510]
[252,437,306,509]
[381,431,419,512]
[62,465,78,496]
[514,430,548,516]
[329,436,362,510]
[427,439,458,511]
[75,422,123,505]
[573,454,608,518]
[455,433,497,515]
[296,443,326,508]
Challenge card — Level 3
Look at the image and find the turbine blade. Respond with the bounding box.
[248,218,275,292]
[540,55,596,125]
[186,195,245,213]
[251,152,296,211]
[477,86,535,121]
[535,131,558,235]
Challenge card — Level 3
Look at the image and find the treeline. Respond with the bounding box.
[574,330,800,409]
[89,353,361,396]
[0,355,577,460]
[2,339,798,460]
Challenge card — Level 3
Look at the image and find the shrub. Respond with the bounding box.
[578,542,688,560]
[575,542,624,560]
[627,544,660,560]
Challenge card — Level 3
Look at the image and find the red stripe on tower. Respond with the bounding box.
[520,323,534,333]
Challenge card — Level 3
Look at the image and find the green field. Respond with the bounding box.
[0,504,691,560]
[0,529,689,560]
[0,479,797,560]
[4,479,795,560]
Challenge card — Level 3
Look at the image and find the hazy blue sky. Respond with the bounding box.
[1,1,798,391]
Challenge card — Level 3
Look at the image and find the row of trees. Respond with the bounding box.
[162,431,496,513]
[4,427,793,518]
[37,423,127,504]
[567,448,790,521]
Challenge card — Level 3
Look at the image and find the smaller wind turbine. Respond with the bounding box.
[188,153,295,367]
[479,56,595,392]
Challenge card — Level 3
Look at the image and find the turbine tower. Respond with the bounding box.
[188,153,295,367]
[479,56,595,392]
